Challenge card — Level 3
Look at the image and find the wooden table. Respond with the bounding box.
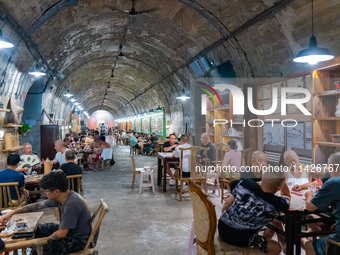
[3,211,44,242]
[267,190,336,255]
[157,152,179,192]
[25,175,44,185]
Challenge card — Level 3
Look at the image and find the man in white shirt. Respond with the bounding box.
[284,150,309,189]
[51,140,78,166]
[174,134,191,181]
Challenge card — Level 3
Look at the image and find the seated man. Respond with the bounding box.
[199,132,216,165]
[49,140,77,167]
[304,152,340,255]
[131,132,144,154]
[0,171,91,255]
[163,133,179,152]
[283,150,309,189]
[59,150,82,176]
[0,154,29,201]
[87,131,103,171]
[163,133,179,185]
[218,170,290,255]
[174,134,191,177]
[17,143,42,175]
[145,132,159,156]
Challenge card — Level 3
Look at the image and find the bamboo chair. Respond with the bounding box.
[175,146,209,201]
[67,174,83,193]
[188,180,264,255]
[71,199,109,255]
[0,182,26,210]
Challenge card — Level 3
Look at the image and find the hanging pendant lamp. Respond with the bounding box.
[293,0,334,65]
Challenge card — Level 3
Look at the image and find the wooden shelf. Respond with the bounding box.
[315,91,340,97]
[314,142,340,147]
[222,135,243,139]
[2,146,23,152]
[0,109,10,112]
[209,134,214,136]
[2,124,22,128]
[207,109,215,112]
[314,117,340,121]
[231,121,245,125]
[215,106,229,110]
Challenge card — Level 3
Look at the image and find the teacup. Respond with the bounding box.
[16,220,27,231]
[1,209,12,216]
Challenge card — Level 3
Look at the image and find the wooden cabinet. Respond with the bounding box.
[312,61,340,164]
[205,92,244,150]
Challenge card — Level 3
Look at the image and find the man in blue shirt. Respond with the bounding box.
[131,132,144,154]
[305,152,340,255]
[0,154,29,200]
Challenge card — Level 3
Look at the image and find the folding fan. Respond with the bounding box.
[16,154,40,170]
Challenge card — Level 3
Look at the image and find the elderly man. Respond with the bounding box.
[240,150,267,181]
[199,132,216,164]
[16,143,42,175]
[283,150,309,189]
[304,152,340,255]
[0,171,91,254]
[50,140,77,166]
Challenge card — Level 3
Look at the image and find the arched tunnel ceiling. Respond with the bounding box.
[1,0,340,117]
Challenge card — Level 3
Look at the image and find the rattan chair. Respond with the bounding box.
[188,180,264,255]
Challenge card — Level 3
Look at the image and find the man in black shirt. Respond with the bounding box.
[199,133,216,163]
[163,133,179,185]
[163,133,179,152]
[59,150,82,176]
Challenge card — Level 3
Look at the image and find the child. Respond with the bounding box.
[218,170,290,255]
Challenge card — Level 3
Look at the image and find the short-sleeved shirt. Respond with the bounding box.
[219,179,290,247]
[174,143,191,173]
[44,191,91,241]
[321,172,331,184]
[287,170,309,188]
[200,142,216,162]
[150,136,159,143]
[131,136,138,147]
[53,149,78,166]
[0,169,25,200]
[60,162,82,176]
[223,149,241,170]
[163,141,179,152]
[311,177,340,241]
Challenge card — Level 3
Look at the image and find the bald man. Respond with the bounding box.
[284,150,309,189]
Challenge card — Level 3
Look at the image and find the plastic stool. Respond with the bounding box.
[139,170,155,194]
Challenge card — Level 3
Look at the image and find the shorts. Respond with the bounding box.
[313,233,338,255]
[133,144,140,149]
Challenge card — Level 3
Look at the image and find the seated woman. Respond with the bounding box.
[210,140,241,181]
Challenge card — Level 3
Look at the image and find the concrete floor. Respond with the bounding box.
[79,145,224,255]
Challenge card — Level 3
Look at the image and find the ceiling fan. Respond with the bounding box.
[123,0,159,16]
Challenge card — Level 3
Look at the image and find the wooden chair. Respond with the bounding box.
[151,141,160,156]
[129,141,139,155]
[0,182,26,210]
[2,237,48,255]
[131,155,144,189]
[175,146,209,201]
[70,199,109,255]
[67,174,83,193]
[188,180,264,255]
[263,144,285,166]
